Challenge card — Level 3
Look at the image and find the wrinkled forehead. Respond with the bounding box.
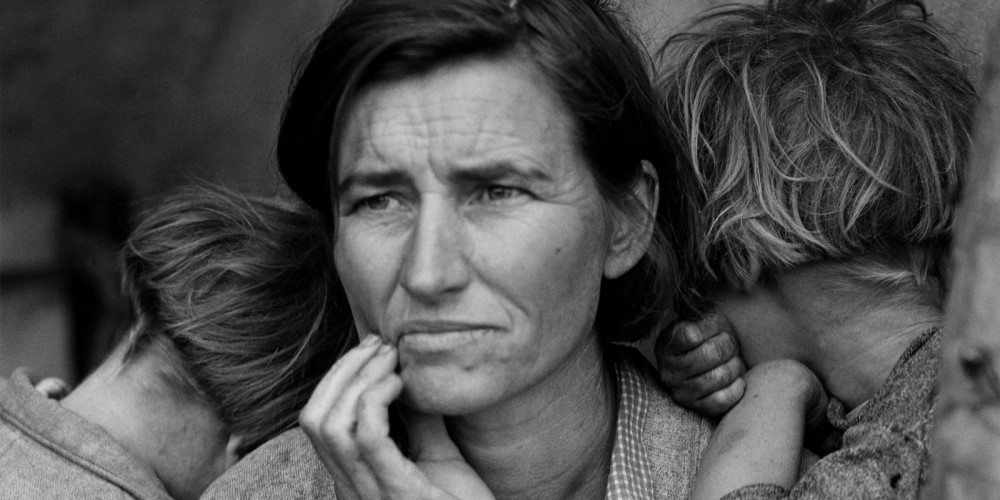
[334,57,581,183]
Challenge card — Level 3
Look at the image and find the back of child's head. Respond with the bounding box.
[117,184,352,455]
[658,0,976,306]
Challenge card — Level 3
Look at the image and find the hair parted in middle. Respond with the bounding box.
[658,0,976,307]
[118,184,353,455]
[277,0,701,340]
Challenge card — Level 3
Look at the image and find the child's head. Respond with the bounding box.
[659,0,976,307]
[116,185,351,455]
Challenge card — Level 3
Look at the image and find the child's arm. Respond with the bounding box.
[690,360,828,500]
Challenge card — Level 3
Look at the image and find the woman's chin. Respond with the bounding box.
[398,369,506,416]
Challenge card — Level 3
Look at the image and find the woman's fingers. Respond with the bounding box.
[355,373,404,452]
[352,372,417,498]
[305,335,382,415]
[301,340,483,500]
[301,337,402,500]
[355,376,437,493]
[303,340,398,448]
[327,344,399,432]
[336,356,465,500]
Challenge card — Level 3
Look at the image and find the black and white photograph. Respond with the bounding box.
[2,0,999,498]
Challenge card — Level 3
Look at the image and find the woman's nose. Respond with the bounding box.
[400,201,470,301]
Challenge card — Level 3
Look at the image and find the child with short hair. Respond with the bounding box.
[1,186,351,499]
[655,0,976,497]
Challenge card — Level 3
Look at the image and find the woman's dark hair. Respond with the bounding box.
[277,0,699,341]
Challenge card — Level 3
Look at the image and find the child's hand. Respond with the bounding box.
[25,371,72,400]
[655,313,746,417]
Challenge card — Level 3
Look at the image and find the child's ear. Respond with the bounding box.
[604,160,659,279]
[225,434,246,466]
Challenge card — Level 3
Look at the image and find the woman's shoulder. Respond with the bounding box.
[201,427,337,500]
[608,344,714,430]
[607,345,715,499]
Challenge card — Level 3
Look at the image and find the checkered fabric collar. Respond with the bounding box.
[604,348,657,499]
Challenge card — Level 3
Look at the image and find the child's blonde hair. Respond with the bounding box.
[659,0,976,307]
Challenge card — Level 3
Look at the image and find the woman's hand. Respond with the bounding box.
[403,406,495,500]
[656,313,746,417]
[300,335,494,500]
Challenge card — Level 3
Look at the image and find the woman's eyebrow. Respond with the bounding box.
[337,169,411,193]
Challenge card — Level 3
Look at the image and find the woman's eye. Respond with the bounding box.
[353,194,400,213]
[478,185,527,203]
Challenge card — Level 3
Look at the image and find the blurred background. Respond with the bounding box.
[2,0,998,384]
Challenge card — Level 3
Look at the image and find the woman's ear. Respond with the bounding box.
[604,160,659,279]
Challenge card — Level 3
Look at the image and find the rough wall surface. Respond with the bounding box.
[1,0,343,200]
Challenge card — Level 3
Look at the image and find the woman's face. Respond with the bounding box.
[333,57,628,415]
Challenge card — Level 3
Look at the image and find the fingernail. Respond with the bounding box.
[377,343,393,355]
[361,335,380,347]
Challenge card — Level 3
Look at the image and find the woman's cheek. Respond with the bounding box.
[335,227,396,333]
[486,208,605,331]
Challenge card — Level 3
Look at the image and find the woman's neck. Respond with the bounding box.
[446,336,617,499]
[60,351,233,500]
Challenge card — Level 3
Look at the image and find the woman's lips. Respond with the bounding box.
[395,322,499,354]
